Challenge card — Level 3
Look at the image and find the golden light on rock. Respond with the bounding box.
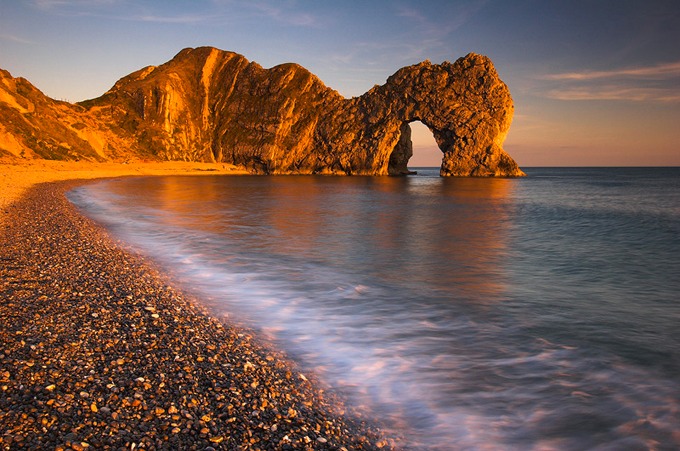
[0,47,524,177]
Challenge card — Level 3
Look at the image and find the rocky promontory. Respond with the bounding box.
[1,46,524,176]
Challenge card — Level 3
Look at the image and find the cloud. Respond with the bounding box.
[30,0,216,25]
[210,0,321,28]
[0,33,33,44]
[545,86,680,103]
[131,14,214,24]
[397,0,488,32]
[31,0,119,12]
[395,1,487,46]
[249,3,319,27]
[539,61,680,103]
[326,2,487,73]
[544,61,680,81]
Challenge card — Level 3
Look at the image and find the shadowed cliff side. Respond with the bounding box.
[1,46,524,176]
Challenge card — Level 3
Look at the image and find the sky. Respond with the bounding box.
[1,0,679,167]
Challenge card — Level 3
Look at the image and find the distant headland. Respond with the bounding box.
[0,46,524,177]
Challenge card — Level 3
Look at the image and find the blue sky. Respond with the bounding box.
[1,0,679,166]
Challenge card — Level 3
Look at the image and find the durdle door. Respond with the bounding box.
[1,47,524,176]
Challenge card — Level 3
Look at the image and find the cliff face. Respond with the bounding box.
[83,47,345,171]
[0,69,134,161]
[0,47,524,176]
[320,54,522,176]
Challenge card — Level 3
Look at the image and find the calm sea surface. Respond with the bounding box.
[68,167,680,450]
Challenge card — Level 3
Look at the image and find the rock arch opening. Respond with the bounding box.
[388,120,442,175]
[409,121,441,168]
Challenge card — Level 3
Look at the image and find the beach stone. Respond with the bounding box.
[0,181,397,450]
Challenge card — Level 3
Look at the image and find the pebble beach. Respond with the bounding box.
[0,161,395,450]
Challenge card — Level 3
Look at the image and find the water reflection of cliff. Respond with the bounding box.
[374,177,515,304]
[227,175,514,306]
[106,175,515,306]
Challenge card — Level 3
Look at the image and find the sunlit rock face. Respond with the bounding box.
[1,47,524,176]
[324,54,524,176]
[0,69,134,161]
[83,47,343,168]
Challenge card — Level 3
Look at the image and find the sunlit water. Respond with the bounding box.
[68,167,680,450]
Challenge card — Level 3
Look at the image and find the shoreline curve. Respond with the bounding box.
[0,163,397,449]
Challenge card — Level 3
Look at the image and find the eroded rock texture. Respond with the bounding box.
[1,47,524,176]
[0,69,132,161]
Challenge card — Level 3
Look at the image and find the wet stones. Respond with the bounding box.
[0,181,397,450]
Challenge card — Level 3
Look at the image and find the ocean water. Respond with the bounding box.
[68,167,680,450]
